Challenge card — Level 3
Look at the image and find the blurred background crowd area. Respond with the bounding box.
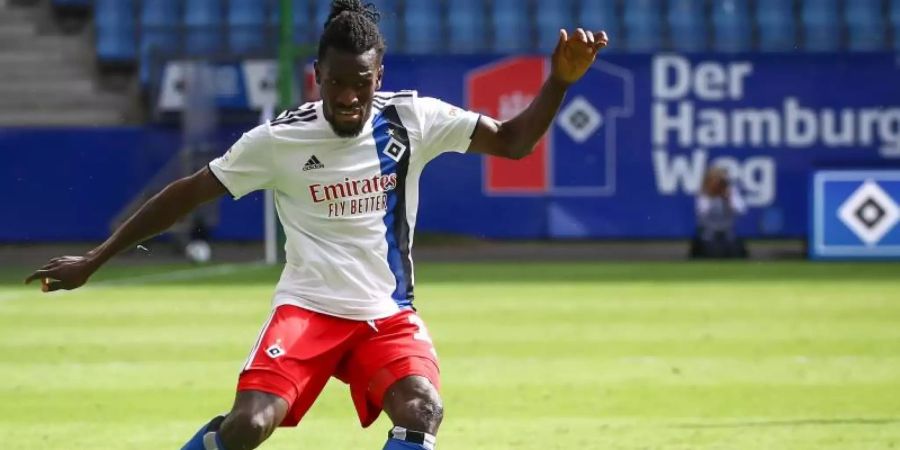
[2,0,899,260]
[0,0,900,125]
[3,0,899,127]
[78,0,900,62]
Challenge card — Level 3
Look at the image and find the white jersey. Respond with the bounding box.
[209,91,480,320]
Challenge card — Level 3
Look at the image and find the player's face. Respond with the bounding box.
[316,47,383,138]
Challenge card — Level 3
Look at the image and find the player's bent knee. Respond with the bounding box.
[415,395,444,428]
[383,376,444,433]
[220,410,277,449]
[219,391,288,449]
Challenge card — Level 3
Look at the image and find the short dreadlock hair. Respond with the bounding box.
[318,0,386,62]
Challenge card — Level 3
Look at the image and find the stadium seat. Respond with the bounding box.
[141,0,180,28]
[95,0,137,62]
[371,0,401,52]
[404,0,442,54]
[267,0,315,44]
[845,0,887,51]
[140,0,180,84]
[623,0,663,52]
[184,0,225,55]
[314,0,333,33]
[668,0,707,52]
[228,0,267,55]
[577,0,620,50]
[447,0,487,54]
[294,0,397,49]
[52,0,90,8]
[712,0,752,52]
[535,0,575,53]
[801,0,840,51]
[492,0,531,53]
[755,0,796,51]
[264,0,281,38]
[892,0,900,50]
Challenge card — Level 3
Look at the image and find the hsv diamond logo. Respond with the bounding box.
[383,135,408,163]
[837,180,900,246]
[266,342,285,359]
[467,57,634,197]
[558,96,603,144]
[812,170,900,259]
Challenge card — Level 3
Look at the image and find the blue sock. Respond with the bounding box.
[181,416,227,450]
[383,426,436,450]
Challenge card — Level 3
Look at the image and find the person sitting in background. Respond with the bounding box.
[691,167,748,258]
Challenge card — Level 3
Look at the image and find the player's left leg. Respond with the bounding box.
[336,310,442,450]
[381,375,442,450]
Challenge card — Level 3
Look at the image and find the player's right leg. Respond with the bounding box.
[181,305,362,450]
[181,391,287,450]
[219,391,290,449]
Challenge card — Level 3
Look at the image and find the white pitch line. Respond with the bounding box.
[0,261,269,302]
[0,292,24,302]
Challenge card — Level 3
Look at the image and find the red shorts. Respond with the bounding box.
[237,305,440,428]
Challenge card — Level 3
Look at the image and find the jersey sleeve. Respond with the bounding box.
[415,96,480,163]
[208,123,275,199]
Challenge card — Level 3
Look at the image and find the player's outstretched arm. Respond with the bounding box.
[468,28,608,160]
[24,167,228,292]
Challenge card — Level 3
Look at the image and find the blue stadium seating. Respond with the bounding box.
[404,0,442,54]
[668,0,707,52]
[95,0,137,62]
[846,0,887,51]
[141,0,180,27]
[52,0,90,8]
[492,0,531,53]
[228,0,267,55]
[892,0,900,49]
[314,0,333,34]
[267,0,315,45]
[84,0,900,87]
[447,0,487,54]
[292,0,314,43]
[305,0,398,48]
[140,0,180,83]
[712,0,752,52]
[371,0,400,52]
[756,0,796,51]
[802,0,841,51]
[536,0,575,53]
[184,0,224,55]
[623,0,663,52]
[577,0,620,49]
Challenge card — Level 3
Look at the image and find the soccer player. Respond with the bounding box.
[25,1,607,448]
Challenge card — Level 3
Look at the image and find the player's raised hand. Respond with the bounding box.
[550,28,609,86]
[24,255,97,292]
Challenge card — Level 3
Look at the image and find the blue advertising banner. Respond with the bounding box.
[810,170,900,259]
[0,127,263,242]
[393,53,899,239]
[156,60,278,112]
[2,53,899,241]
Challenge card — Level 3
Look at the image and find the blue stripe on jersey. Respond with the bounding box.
[372,105,414,307]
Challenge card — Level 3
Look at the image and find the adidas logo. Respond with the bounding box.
[303,155,324,171]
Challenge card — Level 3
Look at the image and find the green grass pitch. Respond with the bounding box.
[1,261,899,449]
